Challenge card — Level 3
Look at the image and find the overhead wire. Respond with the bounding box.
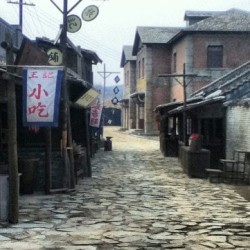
[21,1,122,63]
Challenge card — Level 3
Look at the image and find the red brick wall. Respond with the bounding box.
[152,86,169,108]
[192,34,250,68]
[152,45,172,75]
[171,38,186,101]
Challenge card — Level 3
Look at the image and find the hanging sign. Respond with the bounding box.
[113,86,119,95]
[114,75,120,84]
[47,48,63,66]
[75,88,99,108]
[82,5,99,22]
[67,14,82,33]
[22,67,63,127]
[111,96,119,105]
[89,104,103,128]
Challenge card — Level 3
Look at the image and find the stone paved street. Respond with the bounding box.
[1,126,250,249]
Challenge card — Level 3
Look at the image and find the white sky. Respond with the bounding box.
[1,0,250,86]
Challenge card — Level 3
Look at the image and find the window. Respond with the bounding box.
[173,52,177,72]
[138,60,141,78]
[125,70,129,86]
[142,58,145,78]
[207,45,223,68]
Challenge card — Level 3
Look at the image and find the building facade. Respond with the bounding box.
[120,45,136,130]
[121,8,250,137]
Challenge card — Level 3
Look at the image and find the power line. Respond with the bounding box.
[7,0,35,32]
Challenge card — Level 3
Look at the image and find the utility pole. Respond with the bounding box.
[158,64,198,146]
[1,32,19,223]
[182,63,187,146]
[51,0,83,190]
[97,64,119,107]
[7,0,35,32]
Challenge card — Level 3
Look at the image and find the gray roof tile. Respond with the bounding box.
[137,26,181,44]
[185,8,250,32]
[123,46,136,61]
[184,10,222,20]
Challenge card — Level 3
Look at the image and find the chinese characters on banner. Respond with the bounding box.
[89,104,103,128]
[22,67,63,127]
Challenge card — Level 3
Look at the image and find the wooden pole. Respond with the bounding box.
[19,0,23,32]
[45,128,51,194]
[60,0,75,189]
[183,63,188,146]
[5,32,19,224]
[85,109,92,177]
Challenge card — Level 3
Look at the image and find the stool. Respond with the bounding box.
[220,159,237,183]
[205,168,223,183]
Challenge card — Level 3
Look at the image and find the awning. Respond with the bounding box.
[155,101,183,112]
[169,96,225,114]
[155,96,203,113]
[119,98,129,108]
[130,92,145,103]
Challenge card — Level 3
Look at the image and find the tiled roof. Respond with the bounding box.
[184,10,222,20]
[192,60,250,102]
[137,26,181,44]
[185,8,250,32]
[120,45,136,67]
[123,46,136,61]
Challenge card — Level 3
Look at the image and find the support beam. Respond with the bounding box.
[5,32,19,224]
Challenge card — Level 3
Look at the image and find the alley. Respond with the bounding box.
[1,126,250,249]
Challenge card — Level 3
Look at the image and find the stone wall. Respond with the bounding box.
[226,104,250,158]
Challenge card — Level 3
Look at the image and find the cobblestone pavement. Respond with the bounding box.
[1,126,250,249]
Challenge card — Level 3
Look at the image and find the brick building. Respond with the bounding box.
[188,61,250,162]
[121,8,250,136]
[121,27,181,134]
[120,45,136,130]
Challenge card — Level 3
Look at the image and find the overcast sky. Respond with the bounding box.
[1,0,250,86]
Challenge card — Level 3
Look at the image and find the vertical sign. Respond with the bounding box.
[89,104,103,128]
[22,67,63,127]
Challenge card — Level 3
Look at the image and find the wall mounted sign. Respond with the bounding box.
[47,48,63,66]
[82,5,99,22]
[67,14,82,33]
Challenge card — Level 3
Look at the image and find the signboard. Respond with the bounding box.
[47,48,63,66]
[22,67,63,127]
[67,15,82,33]
[82,5,99,22]
[89,104,103,128]
[75,88,99,108]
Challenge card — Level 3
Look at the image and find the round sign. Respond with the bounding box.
[47,48,63,66]
[111,97,119,105]
[67,14,82,33]
[81,5,99,22]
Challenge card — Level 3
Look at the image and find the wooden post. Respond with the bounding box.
[85,109,92,177]
[60,0,75,189]
[183,63,188,146]
[45,128,51,194]
[5,32,19,224]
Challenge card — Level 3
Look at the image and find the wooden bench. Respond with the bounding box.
[205,168,223,183]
